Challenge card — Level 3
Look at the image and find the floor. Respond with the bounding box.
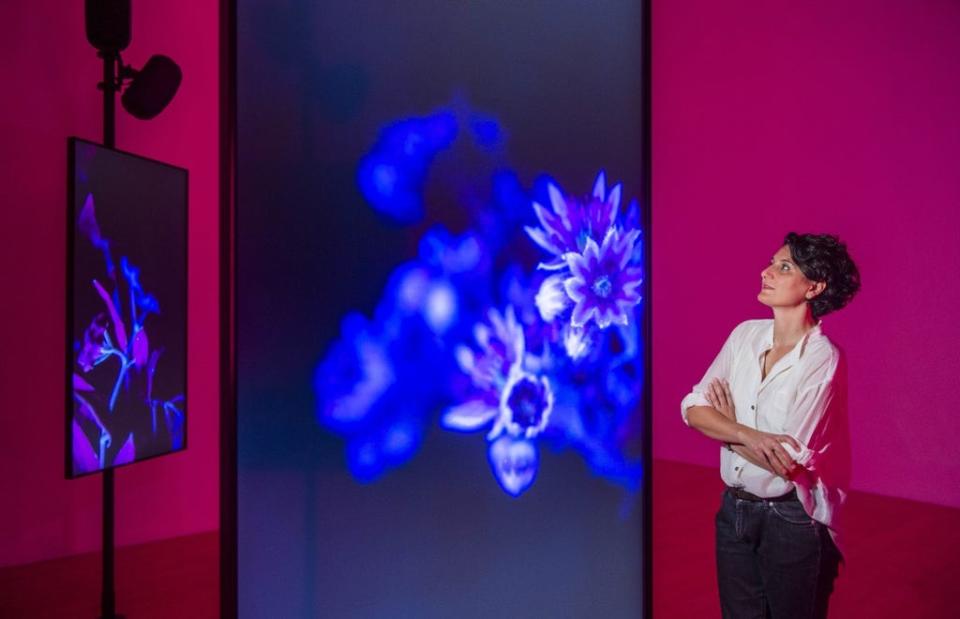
[2,459,957,617]
[0,532,219,618]
[653,460,960,618]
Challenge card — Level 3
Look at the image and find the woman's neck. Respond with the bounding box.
[771,305,818,348]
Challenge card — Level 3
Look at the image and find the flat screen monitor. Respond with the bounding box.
[67,137,188,478]
[235,2,648,616]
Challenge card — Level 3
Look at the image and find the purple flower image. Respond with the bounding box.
[445,307,556,440]
[563,228,643,329]
[530,174,644,334]
[357,110,458,224]
[312,313,425,482]
[70,139,187,476]
[497,367,554,440]
[315,313,395,432]
[525,171,622,270]
[487,434,538,497]
[314,108,645,501]
[439,307,555,496]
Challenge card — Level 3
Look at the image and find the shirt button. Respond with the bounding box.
[750,405,756,410]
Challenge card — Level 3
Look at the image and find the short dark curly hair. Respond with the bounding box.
[783,232,861,319]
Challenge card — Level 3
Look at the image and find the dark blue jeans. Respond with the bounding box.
[715,487,841,618]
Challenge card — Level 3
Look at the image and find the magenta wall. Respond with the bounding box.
[653,0,960,508]
[3,0,957,573]
[0,2,218,567]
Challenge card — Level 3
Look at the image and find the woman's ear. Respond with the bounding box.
[807,281,826,300]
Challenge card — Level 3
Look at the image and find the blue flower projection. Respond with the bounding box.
[315,106,645,499]
[357,110,458,224]
[73,193,184,474]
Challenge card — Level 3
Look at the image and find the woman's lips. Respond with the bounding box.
[761,284,774,290]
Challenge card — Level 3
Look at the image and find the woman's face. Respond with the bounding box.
[757,244,824,311]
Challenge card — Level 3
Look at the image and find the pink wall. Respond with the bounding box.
[4,0,957,571]
[0,2,219,567]
[653,0,960,508]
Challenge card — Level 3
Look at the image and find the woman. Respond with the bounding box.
[681,232,860,619]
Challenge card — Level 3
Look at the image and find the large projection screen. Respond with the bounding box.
[67,138,188,477]
[236,3,649,616]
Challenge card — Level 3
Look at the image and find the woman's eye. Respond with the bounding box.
[780,264,790,271]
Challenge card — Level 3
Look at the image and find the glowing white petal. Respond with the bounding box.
[535,274,570,321]
[441,400,498,432]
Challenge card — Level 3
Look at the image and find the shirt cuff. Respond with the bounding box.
[781,437,814,468]
[680,392,711,426]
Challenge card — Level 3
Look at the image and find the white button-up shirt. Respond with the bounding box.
[681,319,850,551]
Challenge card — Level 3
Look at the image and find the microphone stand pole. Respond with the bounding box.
[96,47,124,619]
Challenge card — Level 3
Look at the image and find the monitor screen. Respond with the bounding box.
[67,138,188,477]
[236,2,647,616]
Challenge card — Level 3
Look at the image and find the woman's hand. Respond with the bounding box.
[737,426,802,478]
[706,378,736,421]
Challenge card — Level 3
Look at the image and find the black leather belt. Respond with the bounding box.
[728,486,798,502]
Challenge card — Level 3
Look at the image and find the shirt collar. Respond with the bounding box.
[756,319,823,376]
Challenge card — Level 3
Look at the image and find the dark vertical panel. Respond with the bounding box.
[641,1,652,615]
[220,0,239,616]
